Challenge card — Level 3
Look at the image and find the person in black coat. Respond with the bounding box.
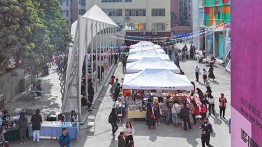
[109,108,118,139]
[180,103,192,131]
[200,118,214,147]
[88,83,95,111]
[146,103,155,129]
[118,132,126,147]
[208,64,215,81]
[114,83,121,102]
[31,109,42,142]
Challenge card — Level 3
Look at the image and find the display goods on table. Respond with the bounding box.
[28,121,80,140]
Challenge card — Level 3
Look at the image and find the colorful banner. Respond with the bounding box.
[231,0,262,146]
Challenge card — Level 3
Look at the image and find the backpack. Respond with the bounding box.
[108,114,113,123]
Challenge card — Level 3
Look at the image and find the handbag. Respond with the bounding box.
[150,107,155,119]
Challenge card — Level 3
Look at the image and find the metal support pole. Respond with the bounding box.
[95,21,98,92]
[85,20,89,97]
[99,23,102,83]
[91,21,94,84]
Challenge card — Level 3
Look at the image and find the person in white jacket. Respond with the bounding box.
[123,121,135,146]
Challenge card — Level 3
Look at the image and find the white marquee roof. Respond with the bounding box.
[127,50,170,62]
[126,57,180,74]
[123,69,193,90]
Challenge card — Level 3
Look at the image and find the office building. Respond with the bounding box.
[87,0,171,38]
[59,0,87,27]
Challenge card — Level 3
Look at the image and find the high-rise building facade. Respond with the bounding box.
[59,0,87,27]
[87,0,171,38]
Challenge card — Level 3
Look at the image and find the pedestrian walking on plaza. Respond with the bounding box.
[122,56,127,73]
[219,93,227,119]
[206,86,212,96]
[208,95,215,116]
[200,104,207,119]
[88,82,95,111]
[31,109,42,142]
[59,128,71,147]
[202,69,208,85]
[114,54,118,64]
[146,103,155,129]
[200,118,214,147]
[118,132,126,147]
[124,122,135,146]
[193,102,200,125]
[18,112,28,144]
[109,108,118,139]
[196,88,204,102]
[154,101,161,125]
[180,103,192,131]
[114,83,121,102]
[165,97,172,125]
[208,64,215,81]
[195,66,200,82]
[171,101,181,127]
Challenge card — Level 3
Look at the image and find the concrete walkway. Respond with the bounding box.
[8,56,230,147]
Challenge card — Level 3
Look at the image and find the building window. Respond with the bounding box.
[152,9,165,16]
[152,23,165,31]
[66,0,69,6]
[66,10,69,17]
[79,9,86,15]
[103,9,122,16]
[102,0,122,2]
[125,0,132,2]
[125,9,146,16]
[125,23,146,31]
[79,0,86,6]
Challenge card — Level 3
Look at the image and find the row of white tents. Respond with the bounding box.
[122,41,194,91]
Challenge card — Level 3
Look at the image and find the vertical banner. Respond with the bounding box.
[232,0,262,146]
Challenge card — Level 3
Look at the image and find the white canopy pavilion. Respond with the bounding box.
[123,69,193,90]
[126,57,180,74]
[127,50,170,62]
[62,5,119,117]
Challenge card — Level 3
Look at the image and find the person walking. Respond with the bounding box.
[31,109,42,142]
[208,64,215,81]
[208,95,215,116]
[122,57,127,73]
[59,128,71,147]
[123,122,135,146]
[118,132,126,147]
[171,101,181,127]
[200,104,207,119]
[154,101,161,125]
[17,112,28,144]
[200,118,214,147]
[109,108,118,139]
[146,103,155,129]
[195,66,200,82]
[203,69,208,85]
[196,88,205,103]
[180,103,192,131]
[165,97,172,125]
[114,83,121,102]
[219,93,227,119]
[88,82,94,111]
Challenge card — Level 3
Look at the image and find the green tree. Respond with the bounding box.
[41,0,71,51]
[0,0,22,72]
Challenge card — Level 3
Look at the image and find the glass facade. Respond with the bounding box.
[103,9,123,16]
[152,9,165,16]
[152,23,166,31]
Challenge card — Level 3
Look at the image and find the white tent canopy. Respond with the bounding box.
[126,57,180,74]
[123,69,193,90]
[63,5,119,116]
[129,41,164,55]
[129,45,165,55]
[127,50,170,62]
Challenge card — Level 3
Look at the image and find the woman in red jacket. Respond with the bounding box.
[193,103,200,125]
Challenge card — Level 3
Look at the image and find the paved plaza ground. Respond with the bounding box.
[8,46,231,147]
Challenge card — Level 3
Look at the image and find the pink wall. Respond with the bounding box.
[231,0,262,146]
